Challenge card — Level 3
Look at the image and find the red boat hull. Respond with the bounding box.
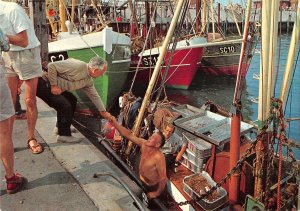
[131,47,204,89]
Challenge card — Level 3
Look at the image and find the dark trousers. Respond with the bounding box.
[36,77,77,136]
[164,153,175,169]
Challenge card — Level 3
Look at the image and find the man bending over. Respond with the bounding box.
[37,57,112,143]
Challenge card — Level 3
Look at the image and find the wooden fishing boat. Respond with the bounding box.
[131,36,207,89]
[99,0,300,210]
[199,34,257,77]
[48,27,131,112]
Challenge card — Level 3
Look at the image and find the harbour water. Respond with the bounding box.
[165,35,300,158]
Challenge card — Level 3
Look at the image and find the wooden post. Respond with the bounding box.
[28,0,48,63]
[59,0,67,32]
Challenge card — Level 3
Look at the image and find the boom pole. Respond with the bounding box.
[125,0,186,155]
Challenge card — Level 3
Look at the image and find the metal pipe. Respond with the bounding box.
[94,172,147,211]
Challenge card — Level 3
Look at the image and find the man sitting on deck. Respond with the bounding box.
[162,123,187,169]
[109,116,167,200]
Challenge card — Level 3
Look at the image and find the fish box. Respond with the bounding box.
[183,171,228,211]
[174,111,254,146]
[183,133,212,158]
[180,155,202,173]
[183,148,209,168]
[171,104,203,118]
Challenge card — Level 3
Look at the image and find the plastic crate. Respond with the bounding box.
[180,155,202,173]
[183,171,228,211]
[183,133,212,158]
[183,148,209,167]
[172,104,203,118]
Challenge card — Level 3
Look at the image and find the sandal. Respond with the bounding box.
[27,138,44,154]
[6,173,27,194]
[16,112,27,120]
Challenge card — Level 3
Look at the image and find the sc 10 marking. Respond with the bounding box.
[219,46,236,54]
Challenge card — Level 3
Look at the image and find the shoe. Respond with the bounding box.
[56,135,82,143]
[53,126,78,135]
[6,173,27,194]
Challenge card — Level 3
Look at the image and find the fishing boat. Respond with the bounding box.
[97,0,300,210]
[131,36,207,89]
[46,0,132,112]
[198,34,257,77]
[126,0,207,90]
[48,27,131,112]
[194,0,258,77]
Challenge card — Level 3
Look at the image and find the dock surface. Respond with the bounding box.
[0,97,143,211]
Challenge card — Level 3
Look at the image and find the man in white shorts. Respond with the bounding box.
[0,27,27,194]
[0,1,43,154]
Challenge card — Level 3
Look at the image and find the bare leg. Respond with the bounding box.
[0,116,15,178]
[23,78,38,141]
[7,76,19,109]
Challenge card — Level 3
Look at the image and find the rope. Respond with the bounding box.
[284,44,300,113]
[129,0,160,92]
[60,0,100,58]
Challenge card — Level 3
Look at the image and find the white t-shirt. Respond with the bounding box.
[0,1,40,51]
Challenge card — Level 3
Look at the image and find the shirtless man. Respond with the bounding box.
[110,116,167,199]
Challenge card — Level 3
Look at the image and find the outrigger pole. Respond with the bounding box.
[254,0,279,199]
[229,0,252,204]
[125,0,186,155]
[280,1,300,108]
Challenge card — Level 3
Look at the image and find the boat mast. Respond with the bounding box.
[266,0,279,115]
[125,0,186,155]
[210,0,215,40]
[254,0,280,199]
[280,1,300,108]
[28,0,48,62]
[229,0,252,204]
[59,0,67,32]
[71,0,76,25]
[195,0,201,33]
[201,0,207,34]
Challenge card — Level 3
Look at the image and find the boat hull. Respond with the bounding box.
[48,28,131,113]
[199,37,257,76]
[130,39,205,90]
